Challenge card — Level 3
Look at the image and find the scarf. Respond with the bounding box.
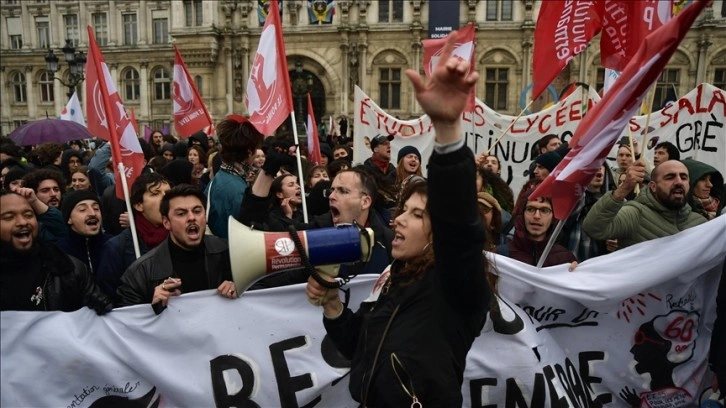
[134,212,168,248]
[370,155,391,175]
[694,196,720,220]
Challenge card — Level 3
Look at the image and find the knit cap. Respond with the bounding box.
[61,190,100,222]
[534,151,562,172]
[397,145,421,163]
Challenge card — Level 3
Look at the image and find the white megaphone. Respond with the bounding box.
[228,217,374,294]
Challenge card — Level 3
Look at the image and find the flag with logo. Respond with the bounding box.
[59,92,85,127]
[532,1,602,101]
[530,0,707,221]
[600,0,673,71]
[246,0,294,136]
[422,23,476,112]
[306,93,322,166]
[85,26,145,200]
[308,0,334,24]
[173,45,213,138]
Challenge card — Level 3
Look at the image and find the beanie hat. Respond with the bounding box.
[189,130,209,152]
[61,190,100,222]
[477,192,501,212]
[534,151,562,172]
[159,159,193,187]
[3,166,30,189]
[397,145,421,163]
[319,143,333,162]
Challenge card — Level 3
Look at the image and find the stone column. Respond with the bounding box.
[0,68,10,134]
[25,66,37,118]
[138,1,147,45]
[140,62,149,120]
[696,36,712,85]
[108,1,117,46]
[20,2,31,50]
[54,78,64,115]
[521,38,533,97]
[50,1,60,49]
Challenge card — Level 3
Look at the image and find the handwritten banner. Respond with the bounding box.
[354,83,725,198]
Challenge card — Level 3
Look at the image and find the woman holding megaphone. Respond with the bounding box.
[306,32,493,407]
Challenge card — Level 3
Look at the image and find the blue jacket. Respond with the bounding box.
[96,228,151,303]
[56,229,112,276]
[205,170,248,239]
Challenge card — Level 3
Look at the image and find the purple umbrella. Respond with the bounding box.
[9,119,95,146]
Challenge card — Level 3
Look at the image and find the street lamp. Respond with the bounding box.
[45,39,86,99]
[292,60,313,132]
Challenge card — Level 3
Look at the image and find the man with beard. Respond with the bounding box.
[21,169,65,208]
[116,185,235,313]
[12,172,68,243]
[0,190,112,314]
[56,190,111,276]
[583,160,706,248]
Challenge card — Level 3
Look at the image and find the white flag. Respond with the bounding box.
[59,92,85,127]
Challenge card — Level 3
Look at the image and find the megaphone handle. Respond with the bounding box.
[288,226,344,290]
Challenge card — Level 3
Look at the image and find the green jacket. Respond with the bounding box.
[582,188,706,248]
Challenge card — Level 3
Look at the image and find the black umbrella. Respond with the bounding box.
[9,119,95,146]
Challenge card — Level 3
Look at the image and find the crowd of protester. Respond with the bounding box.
[1,49,725,403]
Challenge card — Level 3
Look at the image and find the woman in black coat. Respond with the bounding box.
[306,33,493,406]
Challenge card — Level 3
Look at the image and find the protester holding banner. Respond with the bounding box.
[0,190,112,315]
[117,184,234,312]
[583,159,706,248]
[306,33,492,406]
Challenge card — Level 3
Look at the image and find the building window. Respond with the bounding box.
[11,72,26,103]
[152,18,168,44]
[93,13,108,46]
[485,68,508,110]
[64,14,79,46]
[652,68,680,111]
[36,17,50,49]
[153,68,171,100]
[122,68,140,101]
[184,0,203,26]
[379,68,401,109]
[378,0,403,23]
[6,0,20,4]
[487,0,513,21]
[7,17,23,49]
[39,71,55,103]
[123,13,138,45]
[195,75,203,96]
[714,68,726,90]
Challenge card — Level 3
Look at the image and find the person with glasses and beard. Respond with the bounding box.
[583,159,706,248]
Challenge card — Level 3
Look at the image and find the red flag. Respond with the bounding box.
[423,24,476,111]
[245,0,294,136]
[532,1,602,101]
[85,26,145,200]
[600,1,673,71]
[173,45,213,138]
[530,0,706,221]
[129,107,139,136]
[306,93,322,166]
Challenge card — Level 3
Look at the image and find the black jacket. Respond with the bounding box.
[56,229,112,276]
[324,146,491,406]
[116,236,231,309]
[0,242,112,314]
[96,228,152,303]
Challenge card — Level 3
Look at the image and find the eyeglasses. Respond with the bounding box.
[524,206,552,216]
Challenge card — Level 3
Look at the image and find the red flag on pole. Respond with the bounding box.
[600,0,673,71]
[530,0,707,221]
[423,24,476,112]
[306,93,322,166]
[85,26,145,200]
[173,45,213,138]
[245,0,294,136]
[531,1,602,102]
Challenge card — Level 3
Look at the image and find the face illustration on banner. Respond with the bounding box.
[622,309,698,406]
[246,24,278,117]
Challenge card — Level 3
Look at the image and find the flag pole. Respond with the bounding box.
[627,126,640,195]
[289,109,309,223]
[118,162,141,259]
[535,217,566,269]
[640,84,658,155]
[485,100,534,155]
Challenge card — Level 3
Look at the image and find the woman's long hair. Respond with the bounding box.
[269,174,299,211]
[394,156,423,190]
[391,178,433,284]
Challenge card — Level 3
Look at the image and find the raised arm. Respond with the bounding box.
[406,33,490,313]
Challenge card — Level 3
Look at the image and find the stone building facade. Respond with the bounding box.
[1,0,725,137]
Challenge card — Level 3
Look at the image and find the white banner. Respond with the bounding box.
[354,84,725,198]
[2,218,725,407]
